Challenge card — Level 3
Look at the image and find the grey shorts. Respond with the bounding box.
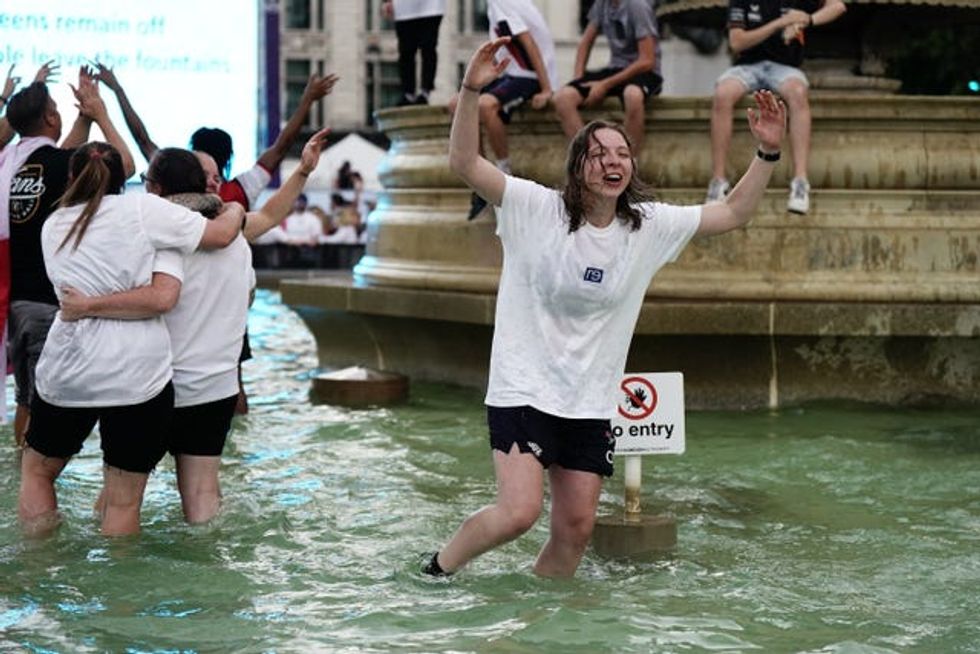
[717,61,809,93]
[7,300,58,406]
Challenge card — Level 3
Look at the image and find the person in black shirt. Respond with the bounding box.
[706,0,846,214]
[2,74,135,446]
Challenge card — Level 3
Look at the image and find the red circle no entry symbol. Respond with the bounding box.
[618,376,657,420]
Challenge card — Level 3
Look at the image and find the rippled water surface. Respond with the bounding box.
[1,290,979,653]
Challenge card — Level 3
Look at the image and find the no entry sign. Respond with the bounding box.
[612,372,685,455]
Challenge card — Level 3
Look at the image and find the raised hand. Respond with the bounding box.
[299,127,332,175]
[33,60,60,84]
[3,64,19,98]
[302,73,340,103]
[462,38,511,91]
[746,90,786,152]
[93,63,122,92]
[71,74,107,122]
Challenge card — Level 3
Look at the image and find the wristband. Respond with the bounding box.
[757,148,781,162]
[460,82,480,94]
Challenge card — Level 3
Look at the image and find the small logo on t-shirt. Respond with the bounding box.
[583,267,604,284]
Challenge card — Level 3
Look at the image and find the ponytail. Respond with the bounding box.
[57,142,126,251]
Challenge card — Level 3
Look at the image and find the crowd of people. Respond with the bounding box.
[0,0,843,579]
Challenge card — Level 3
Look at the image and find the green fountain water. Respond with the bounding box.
[1,291,977,652]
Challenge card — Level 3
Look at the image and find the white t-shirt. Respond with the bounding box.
[488,0,559,89]
[283,210,323,243]
[36,193,206,407]
[485,175,701,419]
[165,234,255,407]
[393,0,445,20]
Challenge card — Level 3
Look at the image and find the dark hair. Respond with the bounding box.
[148,148,207,196]
[57,142,126,251]
[189,127,233,178]
[560,120,654,233]
[6,82,52,136]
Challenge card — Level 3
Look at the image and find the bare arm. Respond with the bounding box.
[809,0,847,27]
[573,23,599,78]
[256,72,338,172]
[581,35,656,108]
[729,10,809,54]
[58,273,181,321]
[72,72,136,178]
[0,64,17,149]
[245,127,330,241]
[199,202,246,250]
[95,64,159,161]
[450,40,511,206]
[698,90,786,236]
[514,30,553,110]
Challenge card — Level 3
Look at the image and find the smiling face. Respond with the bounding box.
[195,151,222,194]
[581,127,633,201]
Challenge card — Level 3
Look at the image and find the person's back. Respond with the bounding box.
[38,192,200,406]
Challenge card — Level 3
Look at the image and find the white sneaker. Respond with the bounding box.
[787,177,811,214]
[705,177,731,202]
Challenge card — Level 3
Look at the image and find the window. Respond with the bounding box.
[285,0,311,29]
[365,60,403,124]
[365,0,395,31]
[285,59,313,124]
[457,0,489,34]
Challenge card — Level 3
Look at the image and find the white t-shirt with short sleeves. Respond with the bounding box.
[165,234,255,407]
[488,0,559,90]
[486,175,701,419]
[393,0,445,20]
[36,193,206,407]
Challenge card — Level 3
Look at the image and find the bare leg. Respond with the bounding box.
[622,85,647,155]
[533,465,603,577]
[710,78,749,180]
[553,87,585,139]
[175,454,222,524]
[18,447,68,536]
[478,94,509,162]
[779,78,811,180]
[14,404,30,448]
[100,465,149,536]
[435,444,544,573]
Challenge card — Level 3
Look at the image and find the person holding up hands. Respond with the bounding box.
[423,38,789,578]
[706,0,846,214]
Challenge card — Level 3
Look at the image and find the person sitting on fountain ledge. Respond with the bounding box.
[706,0,846,214]
[424,37,789,578]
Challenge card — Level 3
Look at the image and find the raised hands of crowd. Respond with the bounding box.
[33,59,61,84]
[299,127,332,176]
[70,66,107,122]
[746,90,787,152]
[92,62,123,93]
[303,72,341,104]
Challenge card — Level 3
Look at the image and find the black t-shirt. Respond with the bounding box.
[728,0,822,68]
[9,145,74,305]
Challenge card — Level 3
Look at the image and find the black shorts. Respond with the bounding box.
[26,382,175,474]
[487,405,615,477]
[481,75,541,124]
[169,394,239,457]
[567,67,663,104]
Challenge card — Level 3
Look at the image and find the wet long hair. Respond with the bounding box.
[560,120,655,233]
[148,148,207,196]
[57,142,126,251]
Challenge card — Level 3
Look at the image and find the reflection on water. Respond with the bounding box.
[1,290,978,652]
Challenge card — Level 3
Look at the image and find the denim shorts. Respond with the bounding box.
[717,60,809,93]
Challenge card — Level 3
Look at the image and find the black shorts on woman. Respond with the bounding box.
[27,382,175,474]
[487,405,616,477]
[567,67,663,103]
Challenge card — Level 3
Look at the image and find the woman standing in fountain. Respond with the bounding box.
[424,38,788,577]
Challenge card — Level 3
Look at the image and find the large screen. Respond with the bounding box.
[0,1,260,176]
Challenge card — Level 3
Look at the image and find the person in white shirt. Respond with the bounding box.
[447,0,559,219]
[283,193,325,245]
[423,39,789,578]
[61,130,332,524]
[18,141,244,537]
